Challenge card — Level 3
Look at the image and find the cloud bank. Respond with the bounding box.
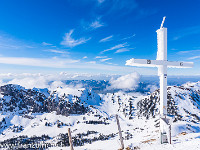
[0,73,121,89]
[108,72,140,90]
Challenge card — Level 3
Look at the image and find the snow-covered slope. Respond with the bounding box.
[0,81,200,149]
[137,82,200,135]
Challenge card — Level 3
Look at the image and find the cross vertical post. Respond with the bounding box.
[157,26,168,142]
[157,25,168,117]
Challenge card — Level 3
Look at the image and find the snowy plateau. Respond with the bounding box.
[0,75,200,150]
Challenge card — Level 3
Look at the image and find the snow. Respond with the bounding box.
[80,89,101,106]
[0,80,200,149]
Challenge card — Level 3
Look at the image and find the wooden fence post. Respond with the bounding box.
[116,114,124,149]
[169,124,171,144]
[68,128,74,150]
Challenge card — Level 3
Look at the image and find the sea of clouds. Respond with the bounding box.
[0,72,141,92]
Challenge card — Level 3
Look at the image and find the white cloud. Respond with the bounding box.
[178,49,200,54]
[173,36,181,41]
[83,56,88,59]
[173,25,200,41]
[90,20,104,29]
[101,43,128,53]
[107,72,140,90]
[0,56,139,73]
[99,35,113,43]
[42,42,53,46]
[115,48,130,53]
[44,49,68,54]
[86,61,96,64]
[100,58,112,62]
[0,57,79,68]
[146,84,158,93]
[106,62,113,65]
[6,75,84,96]
[0,43,20,49]
[171,48,178,51]
[99,0,138,16]
[61,29,91,47]
[187,55,200,60]
[8,76,49,89]
[120,34,136,40]
[25,45,35,48]
[0,73,119,83]
[95,56,107,59]
[0,34,34,50]
[97,0,105,4]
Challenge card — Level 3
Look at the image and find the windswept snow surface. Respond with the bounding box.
[0,80,200,149]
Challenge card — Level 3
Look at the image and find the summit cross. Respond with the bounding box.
[125,17,194,143]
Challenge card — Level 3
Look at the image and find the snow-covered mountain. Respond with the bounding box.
[0,81,200,149]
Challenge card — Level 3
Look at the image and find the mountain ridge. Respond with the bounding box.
[0,81,199,149]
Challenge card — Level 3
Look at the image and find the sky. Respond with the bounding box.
[0,0,200,75]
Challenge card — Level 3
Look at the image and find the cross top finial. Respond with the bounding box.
[160,16,166,29]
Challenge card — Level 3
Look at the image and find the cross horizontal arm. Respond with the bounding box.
[126,58,161,67]
[126,58,193,68]
[167,61,193,68]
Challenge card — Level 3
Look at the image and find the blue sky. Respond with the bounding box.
[0,0,199,75]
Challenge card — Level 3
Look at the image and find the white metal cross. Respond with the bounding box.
[125,17,193,143]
